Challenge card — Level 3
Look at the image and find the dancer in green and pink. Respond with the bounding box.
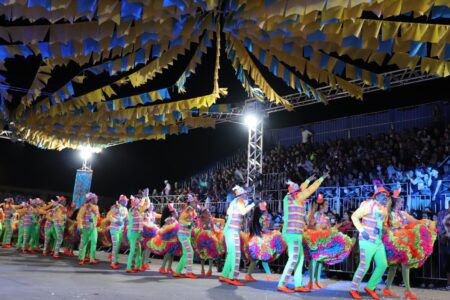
[277,174,327,294]
[126,195,149,273]
[107,195,128,269]
[349,186,389,300]
[219,185,255,286]
[52,196,68,258]
[173,194,198,279]
[77,193,100,265]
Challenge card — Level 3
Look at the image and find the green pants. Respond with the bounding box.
[53,225,65,254]
[350,240,388,290]
[221,229,241,280]
[29,222,40,250]
[110,229,124,264]
[16,222,24,249]
[127,231,142,270]
[176,231,194,274]
[79,228,98,261]
[22,225,33,250]
[278,233,304,288]
[43,226,56,253]
[3,219,13,245]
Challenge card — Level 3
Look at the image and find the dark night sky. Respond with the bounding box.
[0,36,449,198]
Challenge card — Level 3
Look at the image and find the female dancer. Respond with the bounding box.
[245,200,285,281]
[174,194,198,278]
[193,207,225,277]
[2,198,23,248]
[304,196,354,290]
[141,202,160,270]
[151,204,179,274]
[383,191,437,299]
[107,195,128,269]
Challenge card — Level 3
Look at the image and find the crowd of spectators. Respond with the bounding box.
[174,124,449,216]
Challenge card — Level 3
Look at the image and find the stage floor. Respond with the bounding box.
[0,248,447,300]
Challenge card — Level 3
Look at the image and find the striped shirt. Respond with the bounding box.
[109,204,128,231]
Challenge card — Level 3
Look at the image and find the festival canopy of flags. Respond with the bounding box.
[0,0,449,150]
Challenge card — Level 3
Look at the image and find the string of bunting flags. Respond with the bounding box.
[0,0,448,151]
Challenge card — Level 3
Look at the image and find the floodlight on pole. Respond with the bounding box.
[244,114,259,129]
[79,146,101,170]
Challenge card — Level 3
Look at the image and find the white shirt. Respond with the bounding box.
[164,183,171,195]
[301,129,312,143]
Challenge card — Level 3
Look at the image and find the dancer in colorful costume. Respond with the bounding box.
[174,194,198,278]
[2,198,23,248]
[304,195,353,290]
[51,196,68,258]
[194,207,225,277]
[277,174,327,293]
[126,195,149,273]
[245,200,285,282]
[153,204,179,274]
[0,206,4,245]
[17,199,42,254]
[219,185,255,286]
[141,201,160,270]
[107,195,129,269]
[63,203,78,257]
[77,193,100,265]
[349,186,390,299]
[383,190,437,299]
[42,200,57,256]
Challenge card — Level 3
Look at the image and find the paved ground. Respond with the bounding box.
[0,248,447,300]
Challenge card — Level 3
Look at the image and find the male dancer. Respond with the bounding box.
[277,174,327,293]
[2,198,22,248]
[52,196,68,258]
[219,185,255,286]
[42,200,56,256]
[107,195,128,269]
[126,195,149,273]
[77,193,100,265]
[349,186,390,299]
[173,194,198,278]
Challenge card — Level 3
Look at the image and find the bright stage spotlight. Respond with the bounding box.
[80,148,93,161]
[244,114,259,129]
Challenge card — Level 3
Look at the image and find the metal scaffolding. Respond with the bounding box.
[243,100,265,191]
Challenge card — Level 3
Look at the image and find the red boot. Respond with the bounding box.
[364,287,381,300]
[383,289,399,298]
[244,275,256,282]
[111,263,119,269]
[404,290,418,299]
[349,290,362,299]
[228,279,244,286]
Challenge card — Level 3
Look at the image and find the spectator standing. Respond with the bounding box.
[163,180,171,196]
[301,127,313,144]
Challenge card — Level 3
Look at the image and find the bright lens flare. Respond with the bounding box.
[79,147,101,161]
[244,114,259,129]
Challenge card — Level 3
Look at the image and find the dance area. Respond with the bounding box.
[1,248,447,300]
